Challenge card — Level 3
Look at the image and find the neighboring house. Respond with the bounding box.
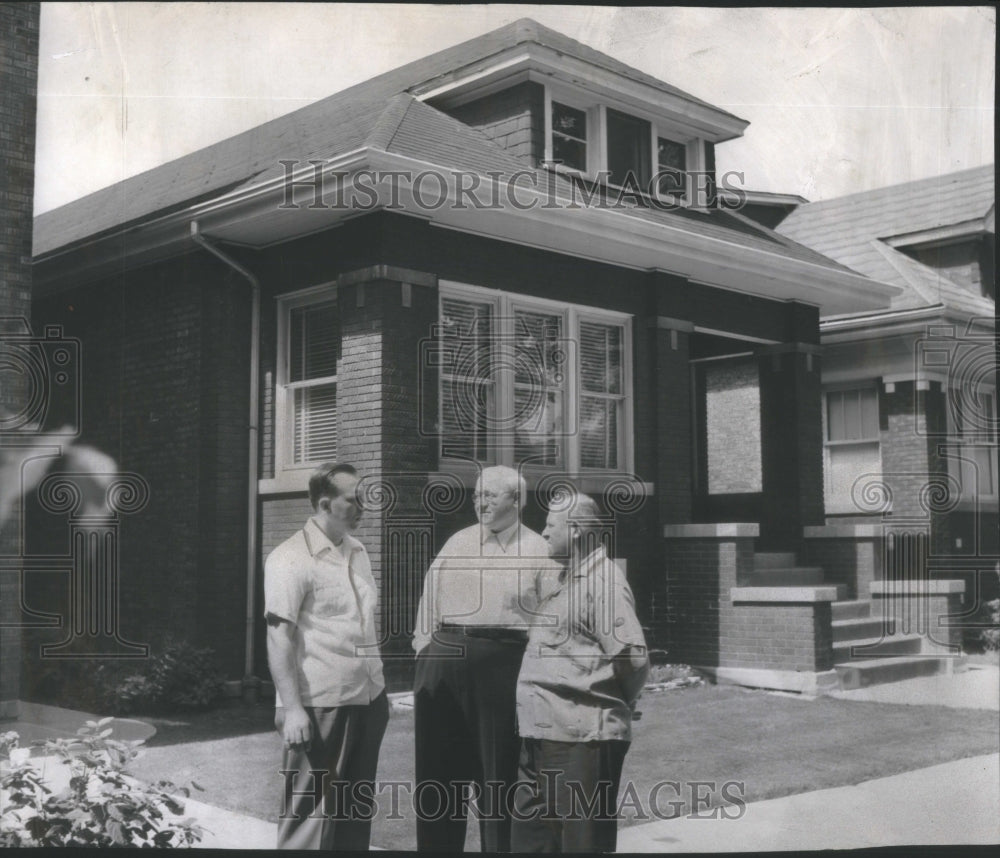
[774,168,996,558]
[27,19,947,701]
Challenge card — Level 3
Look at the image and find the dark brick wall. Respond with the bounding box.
[26,253,252,691]
[0,2,39,713]
[447,82,545,165]
[666,535,833,672]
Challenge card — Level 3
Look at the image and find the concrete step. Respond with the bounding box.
[754,552,797,569]
[832,599,872,621]
[832,616,890,642]
[834,655,948,690]
[833,633,924,662]
[745,567,826,586]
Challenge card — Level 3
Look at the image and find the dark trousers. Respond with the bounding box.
[414,631,527,852]
[510,738,629,853]
[275,691,389,850]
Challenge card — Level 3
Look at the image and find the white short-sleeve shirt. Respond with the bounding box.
[264,518,385,707]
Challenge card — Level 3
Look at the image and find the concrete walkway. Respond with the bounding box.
[617,753,1000,851]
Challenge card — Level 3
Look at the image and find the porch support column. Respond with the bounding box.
[650,314,695,525]
[757,302,825,549]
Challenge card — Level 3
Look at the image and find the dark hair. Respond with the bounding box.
[308,462,357,509]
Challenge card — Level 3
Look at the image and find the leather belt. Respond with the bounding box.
[438,623,528,643]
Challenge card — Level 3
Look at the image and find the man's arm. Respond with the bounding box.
[613,645,649,707]
[266,615,312,748]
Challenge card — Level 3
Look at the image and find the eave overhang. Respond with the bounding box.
[34,149,900,317]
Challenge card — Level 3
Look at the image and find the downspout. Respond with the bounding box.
[190,221,261,701]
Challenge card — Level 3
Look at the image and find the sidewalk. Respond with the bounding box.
[617,753,1000,851]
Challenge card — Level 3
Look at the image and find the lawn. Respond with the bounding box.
[128,684,1000,852]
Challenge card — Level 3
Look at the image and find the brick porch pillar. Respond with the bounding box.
[757,303,825,549]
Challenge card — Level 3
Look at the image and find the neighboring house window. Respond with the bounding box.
[544,87,704,204]
[439,282,632,472]
[276,292,339,475]
[823,386,882,513]
[948,388,997,499]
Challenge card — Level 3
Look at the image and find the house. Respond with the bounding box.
[772,169,997,633]
[25,18,956,702]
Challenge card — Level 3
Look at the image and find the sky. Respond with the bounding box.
[34,4,995,214]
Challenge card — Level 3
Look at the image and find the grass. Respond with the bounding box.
[127,683,1000,852]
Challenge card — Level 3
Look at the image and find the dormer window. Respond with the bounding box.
[543,85,707,206]
[656,136,687,200]
[551,101,589,172]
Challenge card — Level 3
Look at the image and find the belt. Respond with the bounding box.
[438,623,528,643]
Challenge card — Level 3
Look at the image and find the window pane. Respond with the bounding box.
[552,102,587,141]
[843,391,862,440]
[860,389,879,439]
[827,391,845,441]
[580,322,622,395]
[514,387,562,466]
[658,137,686,170]
[580,396,618,469]
[293,382,337,464]
[606,109,650,188]
[552,134,587,171]
[657,137,687,199]
[441,376,493,462]
[552,102,587,171]
[440,298,495,461]
[290,301,338,382]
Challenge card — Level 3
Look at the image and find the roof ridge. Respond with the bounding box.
[365,93,417,152]
[869,240,938,305]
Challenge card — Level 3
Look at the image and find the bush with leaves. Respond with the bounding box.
[0,719,205,847]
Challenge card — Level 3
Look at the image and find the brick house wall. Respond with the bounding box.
[0,1,39,716]
[26,253,252,698]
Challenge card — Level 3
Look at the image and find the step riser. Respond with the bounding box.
[754,552,797,569]
[836,657,946,690]
[746,570,825,586]
[832,601,871,621]
[834,637,923,661]
[832,619,889,642]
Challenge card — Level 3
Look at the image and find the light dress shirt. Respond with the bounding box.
[264,517,385,708]
[516,544,646,743]
[412,520,553,653]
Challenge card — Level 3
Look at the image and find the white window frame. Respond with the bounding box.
[946,383,998,503]
[273,282,339,483]
[822,383,883,514]
[438,280,634,476]
[542,83,705,206]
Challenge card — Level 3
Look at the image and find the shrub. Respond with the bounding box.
[96,640,226,715]
[965,598,1000,653]
[0,719,204,847]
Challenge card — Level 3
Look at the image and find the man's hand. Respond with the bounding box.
[280,706,312,750]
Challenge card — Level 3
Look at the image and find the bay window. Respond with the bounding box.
[439,282,632,472]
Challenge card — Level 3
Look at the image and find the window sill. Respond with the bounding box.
[434,461,652,496]
[259,471,315,496]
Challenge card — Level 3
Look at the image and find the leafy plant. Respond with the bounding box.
[966,598,1000,653]
[0,718,205,847]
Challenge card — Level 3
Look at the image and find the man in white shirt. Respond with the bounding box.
[265,462,387,850]
[412,465,552,852]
